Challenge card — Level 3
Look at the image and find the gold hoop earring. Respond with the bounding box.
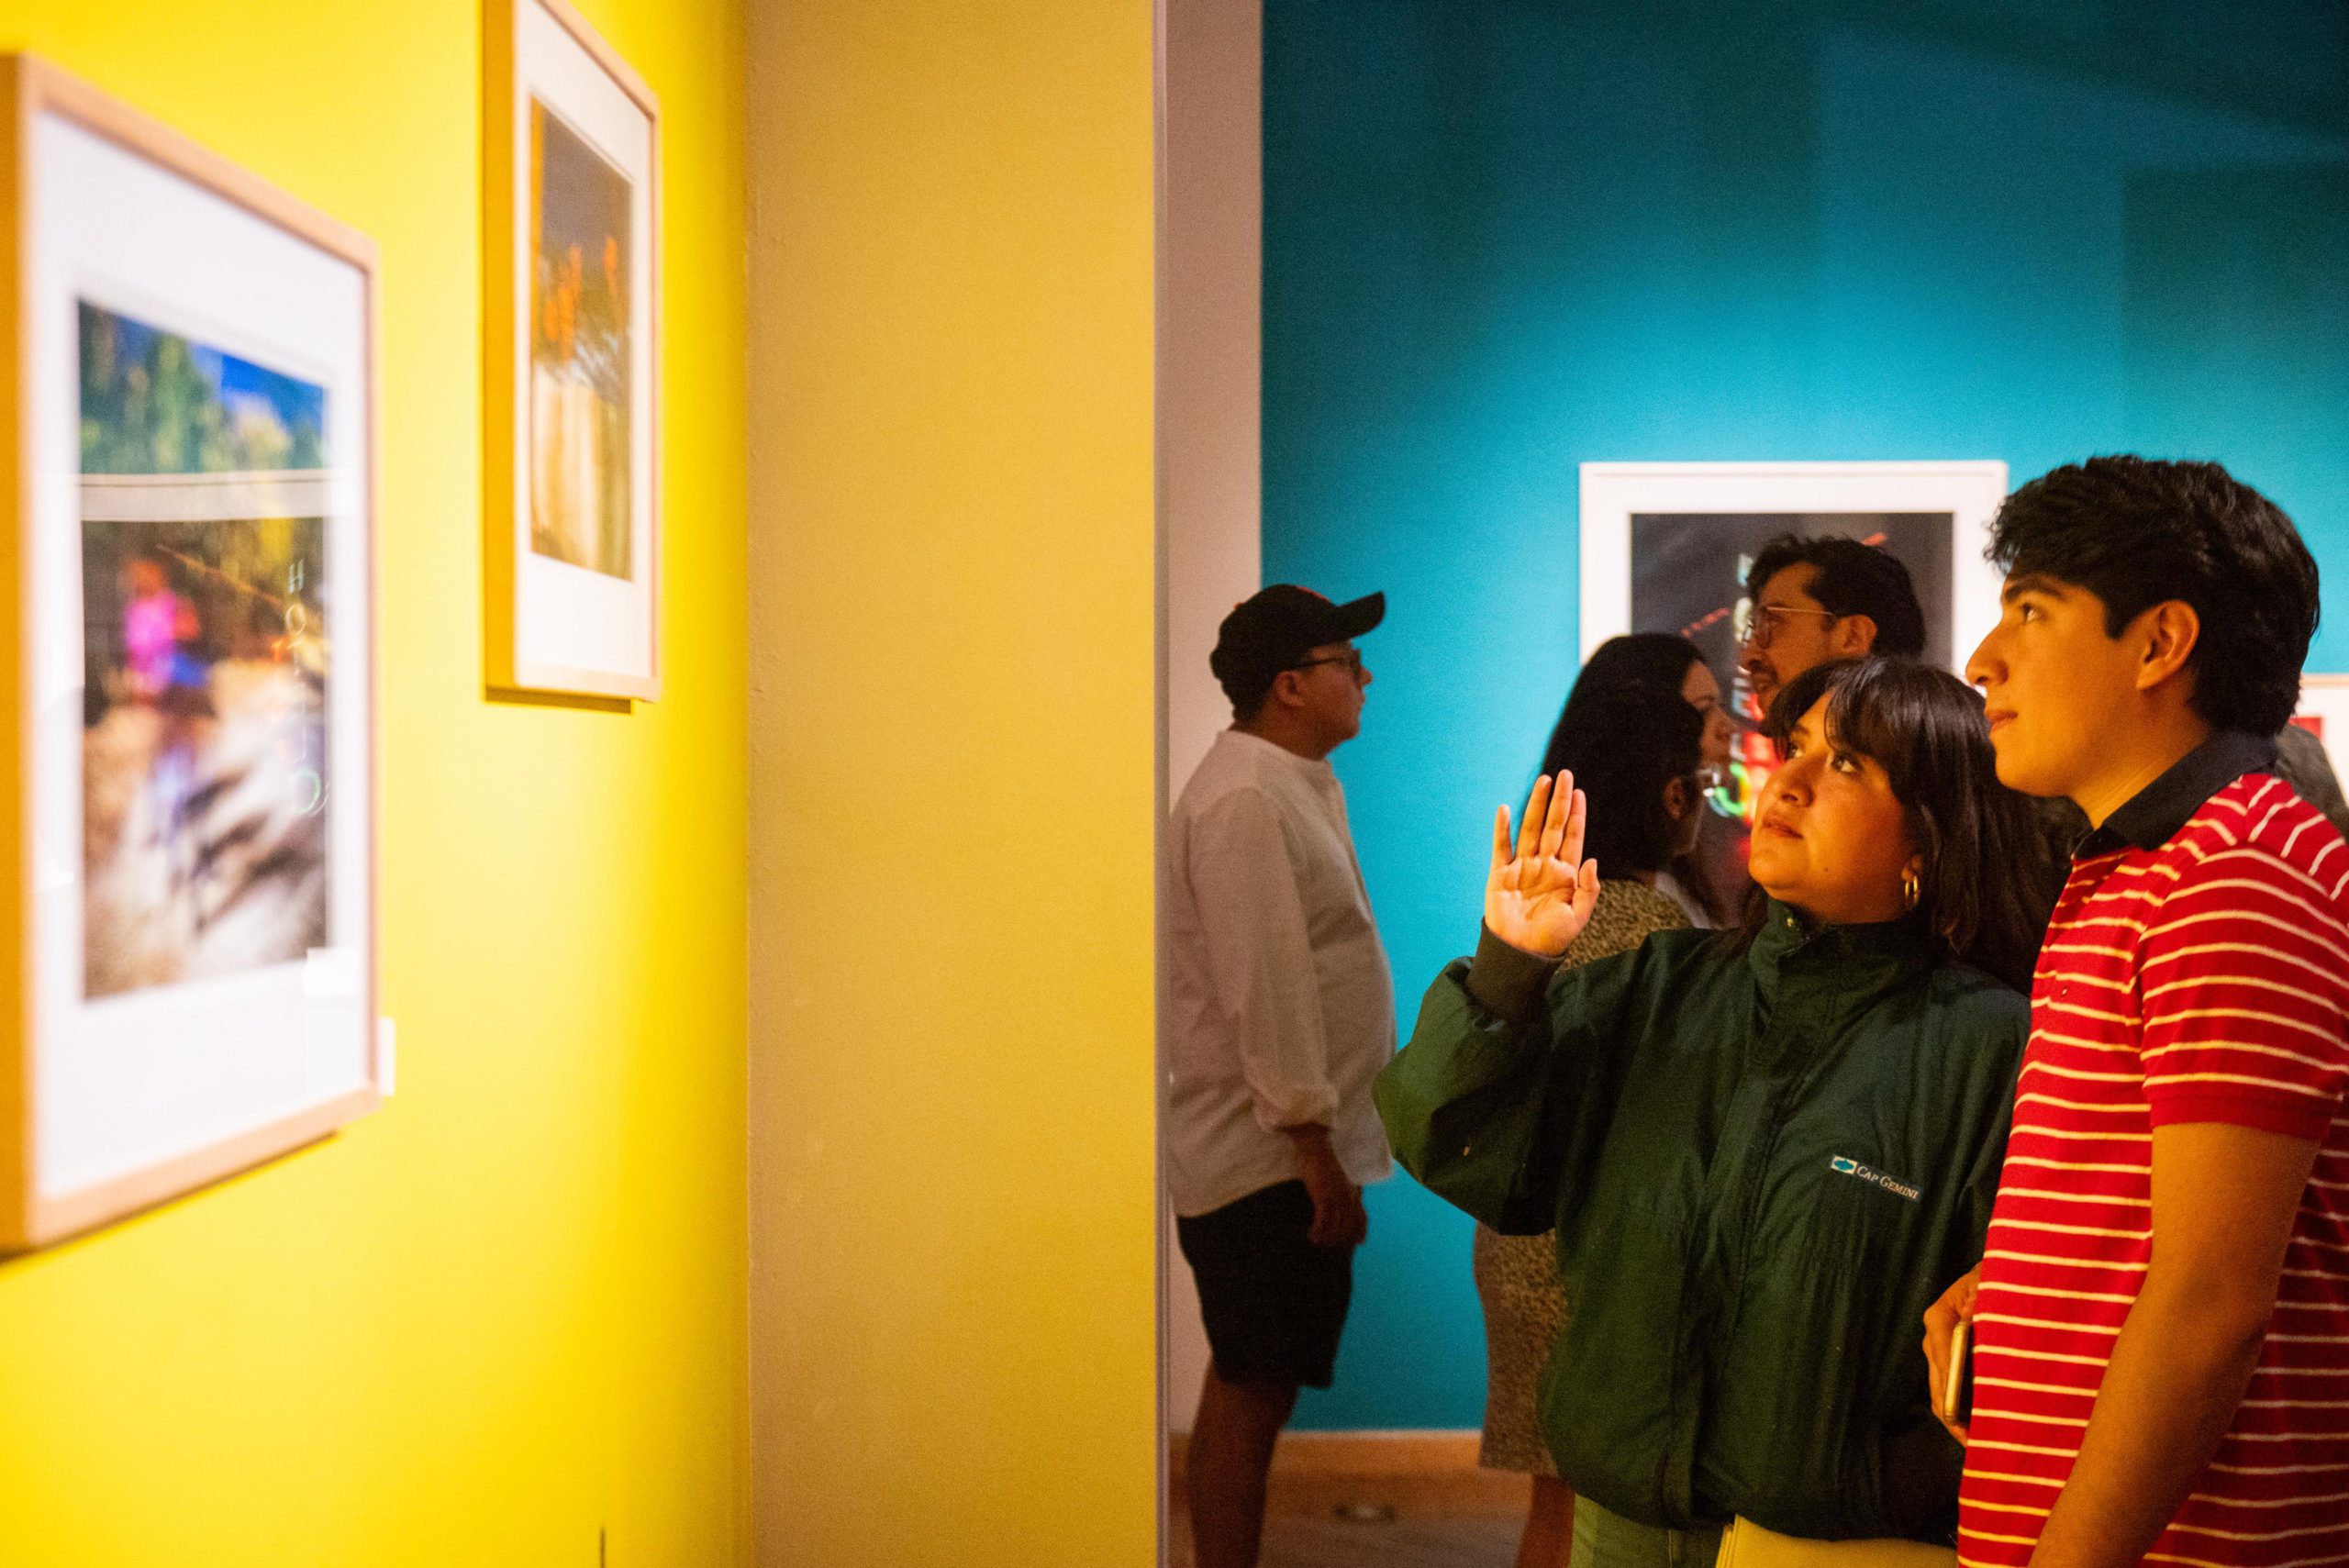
[1902,869,1922,911]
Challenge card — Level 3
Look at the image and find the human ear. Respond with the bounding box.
[1835,615,1880,657]
[1663,775,1691,820]
[2132,601,2202,694]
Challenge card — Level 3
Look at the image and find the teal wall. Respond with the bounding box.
[1266,0,2349,1429]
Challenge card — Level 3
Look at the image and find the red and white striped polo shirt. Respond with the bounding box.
[1959,762,2349,1567]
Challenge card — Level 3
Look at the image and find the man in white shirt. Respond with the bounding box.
[1167,584,1397,1568]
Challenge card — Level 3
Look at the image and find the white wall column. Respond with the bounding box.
[1159,0,1263,1436]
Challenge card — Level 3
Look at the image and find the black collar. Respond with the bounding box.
[2074,730,2277,858]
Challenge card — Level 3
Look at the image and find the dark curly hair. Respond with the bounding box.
[1745,535,1928,659]
[1989,457,2320,735]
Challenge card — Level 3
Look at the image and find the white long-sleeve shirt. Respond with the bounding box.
[1163,729,1397,1218]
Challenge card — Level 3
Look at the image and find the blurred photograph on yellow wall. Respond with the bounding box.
[78,299,333,1000]
[529,101,632,582]
[3,58,380,1251]
[491,0,661,701]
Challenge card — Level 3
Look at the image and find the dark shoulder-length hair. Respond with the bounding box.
[1541,679,1705,876]
[1537,632,1720,902]
[1551,633,1706,718]
[1742,658,2058,989]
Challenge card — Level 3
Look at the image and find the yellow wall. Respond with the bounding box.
[745,4,1159,1565]
[0,3,751,1565]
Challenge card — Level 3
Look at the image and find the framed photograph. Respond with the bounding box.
[2294,675,2349,791]
[485,0,660,701]
[0,57,380,1250]
[1578,462,2007,894]
[1580,461,2009,702]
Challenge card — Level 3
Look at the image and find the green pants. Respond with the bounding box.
[1568,1495,1724,1568]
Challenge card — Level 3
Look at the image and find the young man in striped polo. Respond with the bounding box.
[1928,456,2346,1567]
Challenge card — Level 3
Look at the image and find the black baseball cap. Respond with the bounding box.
[1210,584,1386,711]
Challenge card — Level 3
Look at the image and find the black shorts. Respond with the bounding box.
[1177,1180,1353,1390]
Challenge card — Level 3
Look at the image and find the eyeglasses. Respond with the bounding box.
[1739,602,1842,651]
[1289,648,1364,676]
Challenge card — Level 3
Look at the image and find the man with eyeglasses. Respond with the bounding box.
[1166,584,1396,1568]
[1738,534,1929,717]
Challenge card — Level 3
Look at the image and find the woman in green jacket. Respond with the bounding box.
[1480,652,1709,1568]
[1376,659,2057,1562]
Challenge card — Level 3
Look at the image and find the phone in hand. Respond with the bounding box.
[1942,1318,1975,1425]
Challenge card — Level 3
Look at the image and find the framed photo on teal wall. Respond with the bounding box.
[1580,460,2008,853]
[1581,461,2009,721]
[2295,675,2349,795]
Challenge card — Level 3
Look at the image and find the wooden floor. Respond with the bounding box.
[1167,1432,1528,1568]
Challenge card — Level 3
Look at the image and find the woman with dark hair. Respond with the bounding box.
[1479,673,1709,1568]
[1540,634,1735,925]
[1378,659,2056,1564]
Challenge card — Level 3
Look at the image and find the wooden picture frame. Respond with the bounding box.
[0,56,381,1251]
[484,0,662,702]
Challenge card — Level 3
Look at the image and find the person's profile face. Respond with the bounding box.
[1677,659,1734,768]
[1739,565,1848,718]
[1964,573,2136,801]
[1287,639,1371,746]
[1747,695,1917,925]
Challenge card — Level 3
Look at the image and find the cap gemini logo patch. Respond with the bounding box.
[1830,1154,1921,1203]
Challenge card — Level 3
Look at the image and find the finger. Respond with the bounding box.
[1516,775,1553,862]
[1571,856,1600,924]
[1922,1334,1948,1414]
[1561,786,1589,868]
[1491,805,1513,877]
[1537,771,1573,862]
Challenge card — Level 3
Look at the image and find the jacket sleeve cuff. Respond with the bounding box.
[1466,924,1561,1017]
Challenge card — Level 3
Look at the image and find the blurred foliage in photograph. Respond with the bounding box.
[80,301,326,476]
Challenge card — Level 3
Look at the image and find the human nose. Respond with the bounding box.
[1768,752,1815,803]
[1963,628,2000,689]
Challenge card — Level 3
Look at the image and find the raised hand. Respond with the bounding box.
[1484,772,1601,958]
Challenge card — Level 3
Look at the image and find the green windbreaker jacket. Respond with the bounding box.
[1375,903,2026,1542]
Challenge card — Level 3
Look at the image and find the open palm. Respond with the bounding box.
[1485,772,1601,958]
